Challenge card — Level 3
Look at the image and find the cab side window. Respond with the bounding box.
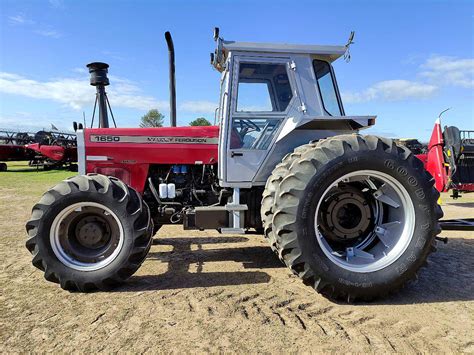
[236,63,293,112]
[230,62,293,150]
[313,59,343,116]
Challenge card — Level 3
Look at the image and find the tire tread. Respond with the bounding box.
[25,174,152,292]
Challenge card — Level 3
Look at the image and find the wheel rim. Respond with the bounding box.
[314,170,415,273]
[50,202,124,271]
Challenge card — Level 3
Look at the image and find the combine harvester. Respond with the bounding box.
[26,29,468,301]
[0,130,35,171]
[0,129,77,171]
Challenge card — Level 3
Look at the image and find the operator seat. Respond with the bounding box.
[443,125,474,186]
[444,126,474,157]
[443,126,462,159]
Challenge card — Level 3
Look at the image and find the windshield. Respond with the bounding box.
[313,59,343,116]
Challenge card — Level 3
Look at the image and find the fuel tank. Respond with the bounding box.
[83,126,219,192]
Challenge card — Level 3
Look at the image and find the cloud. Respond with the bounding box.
[342,80,438,103]
[72,68,87,74]
[8,14,35,25]
[420,55,474,88]
[179,100,217,113]
[342,55,473,104]
[34,29,62,39]
[48,0,65,9]
[0,112,73,132]
[8,13,62,39]
[0,71,221,119]
[101,51,127,62]
[0,73,24,80]
[0,71,167,111]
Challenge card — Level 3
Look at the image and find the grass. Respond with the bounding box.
[0,161,74,196]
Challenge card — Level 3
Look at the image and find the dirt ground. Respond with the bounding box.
[1,166,473,353]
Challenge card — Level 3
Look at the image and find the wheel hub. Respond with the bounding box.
[320,187,372,243]
[314,170,415,273]
[75,217,109,248]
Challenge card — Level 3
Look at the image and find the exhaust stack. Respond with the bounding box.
[165,31,177,127]
[86,62,110,128]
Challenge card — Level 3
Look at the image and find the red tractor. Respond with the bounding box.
[26,30,442,301]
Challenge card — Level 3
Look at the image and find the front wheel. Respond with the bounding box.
[271,135,443,301]
[25,174,153,291]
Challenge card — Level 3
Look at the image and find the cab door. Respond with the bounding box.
[218,68,230,183]
[222,56,296,185]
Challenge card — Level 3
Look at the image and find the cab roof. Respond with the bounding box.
[222,40,347,62]
[211,31,352,71]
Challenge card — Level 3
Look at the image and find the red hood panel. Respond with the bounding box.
[90,125,219,137]
[84,125,219,165]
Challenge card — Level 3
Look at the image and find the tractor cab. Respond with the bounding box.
[211,29,375,187]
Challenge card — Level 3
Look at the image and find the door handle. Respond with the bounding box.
[231,151,243,158]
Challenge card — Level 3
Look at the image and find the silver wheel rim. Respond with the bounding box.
[50,202,124,271]
[314,170,415,273]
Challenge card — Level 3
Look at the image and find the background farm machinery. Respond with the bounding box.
[0,129,77,171]
[395,121,474,199]
[420,121,474,198]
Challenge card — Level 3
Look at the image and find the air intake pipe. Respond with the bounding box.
[165,31,177,127]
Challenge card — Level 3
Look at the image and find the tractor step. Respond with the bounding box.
[220,227,246,234]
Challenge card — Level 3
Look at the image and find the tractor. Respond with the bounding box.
[26,29,442,301]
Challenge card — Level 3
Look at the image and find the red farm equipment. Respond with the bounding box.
[416,118,474,231]
[0,129,77,171]
[418,118,474,197]
[25,130,77,170]
[26,30,444,301]
[0,130,35,171]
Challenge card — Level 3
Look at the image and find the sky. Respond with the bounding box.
[0,0,473,140]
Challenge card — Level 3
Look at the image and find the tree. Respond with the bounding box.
[140,109,164,128]
[189,117,212,126]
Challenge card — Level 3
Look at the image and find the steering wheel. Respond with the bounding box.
[238,119,260,132]
[232,119,262,147]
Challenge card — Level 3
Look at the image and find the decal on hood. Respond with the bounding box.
[90,135,219,144]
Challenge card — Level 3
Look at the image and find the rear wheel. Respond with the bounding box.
[270,135,442,301]
[261,142,316,252]
[0,162,7,171]
[25,174,153,291]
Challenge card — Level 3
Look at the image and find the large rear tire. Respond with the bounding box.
[25,174,153,291]
[261,143,316,253]
[268,135,443,301]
